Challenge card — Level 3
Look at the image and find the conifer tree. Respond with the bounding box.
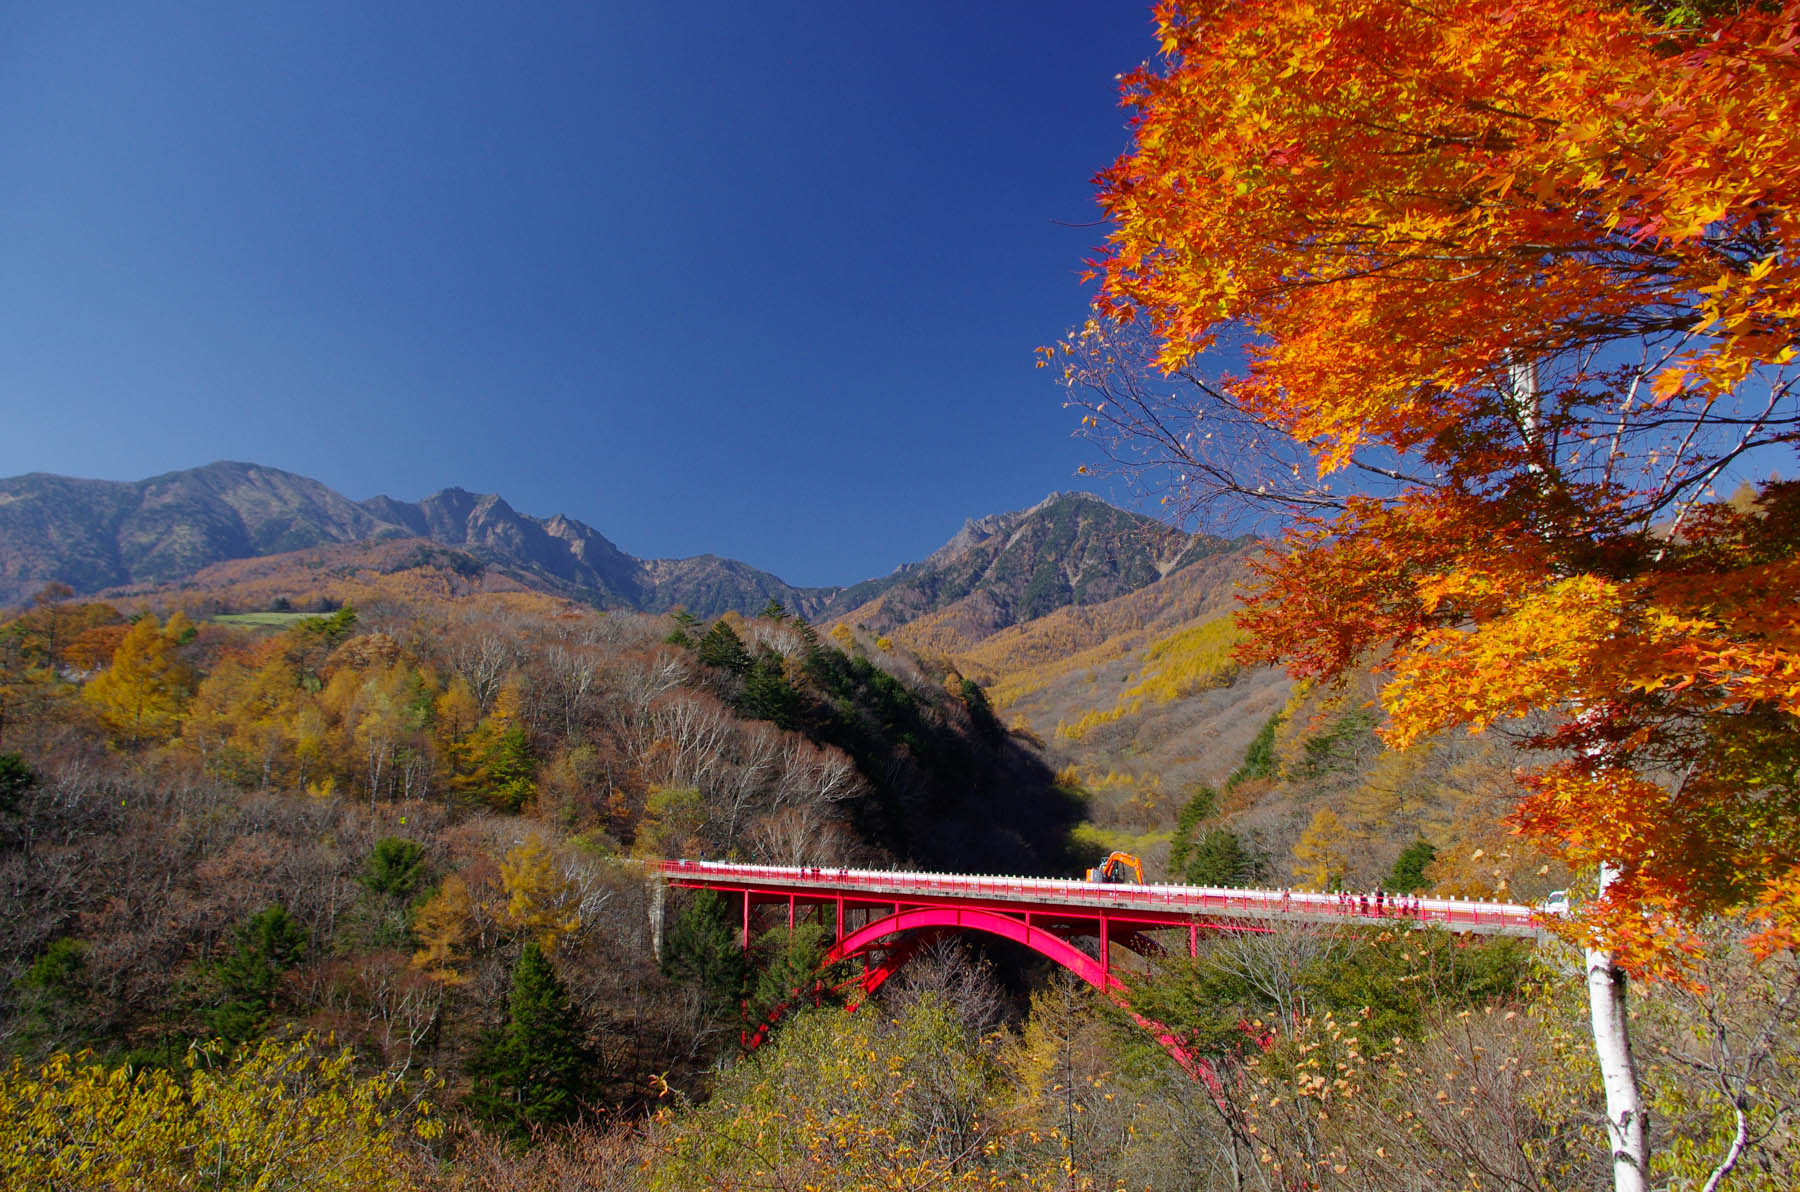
[210,905,307,1044]
[662,885,745,1044]
[746,924,843,1038]
[451,682,536,812]
[13,938,94,1055]
[1291,808,1350,891]
[737,650,801,729]
[0,751,35,814]
[411,874,472,984]
[661,888,748,1023]
[468,941,591,1141]
[361,837,427,899]
[695,620,752,675]
[1167,784,1218,875]
[1388,839,1438,894]
[1182,828,1258,888]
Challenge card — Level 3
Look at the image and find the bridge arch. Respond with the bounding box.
[803,905,1209,1084]
[824,905,1123,997]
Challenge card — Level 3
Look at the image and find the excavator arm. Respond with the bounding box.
[1085,851,1145,884]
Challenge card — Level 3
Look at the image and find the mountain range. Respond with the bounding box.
[0,462,1231,627]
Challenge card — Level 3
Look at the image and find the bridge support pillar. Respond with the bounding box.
[648,879,665,963]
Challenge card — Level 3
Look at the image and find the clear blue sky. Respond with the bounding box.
[1,2,1157,587]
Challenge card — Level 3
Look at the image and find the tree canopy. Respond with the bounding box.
[1069,0,1800,972]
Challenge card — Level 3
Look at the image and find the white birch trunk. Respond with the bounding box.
[1586,862,1648,1192]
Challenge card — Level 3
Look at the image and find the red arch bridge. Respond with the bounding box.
[656,859,1545,1050]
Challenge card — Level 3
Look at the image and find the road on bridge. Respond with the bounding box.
[658,858,1545,941]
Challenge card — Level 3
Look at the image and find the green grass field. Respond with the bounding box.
[210,612,318,627]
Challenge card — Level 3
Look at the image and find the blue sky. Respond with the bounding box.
[1,2,1158,587]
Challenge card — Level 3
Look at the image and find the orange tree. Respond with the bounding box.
[1066,1,1800,1188]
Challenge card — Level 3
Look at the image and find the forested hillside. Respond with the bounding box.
[0,583,1097,1178]
[8,0,1799,1183]
[4,568,1792,1189]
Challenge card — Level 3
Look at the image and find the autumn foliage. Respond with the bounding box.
[0,1035,439,1192]
[1084,0,1800,971]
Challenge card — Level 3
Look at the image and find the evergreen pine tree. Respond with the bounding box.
[14,938,94,1054]
[0,751,35,814]
[793,617,820,655]
[484,723,536,812]
[737,650,801,729]
[695,620,752,675]
[468,941,591,1141]
[1227,710,1283,788]
[1167,784,1219,875]
[361,837,427,898]
[210,905,307,1044]
[1387,839,1437,893]
[1182,828,1257,887]
[746,924,844,1038]
[661,888,748,1022]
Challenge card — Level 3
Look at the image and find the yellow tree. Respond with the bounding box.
[1290,807,1352,891]
[81,614,194,746]
[1,593,124,744]
[412,872,473,985]
[499,837,582,956]
[319,660,429,804]
[181,650,304,787]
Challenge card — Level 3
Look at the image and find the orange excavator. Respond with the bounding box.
[1085,851,1145,884]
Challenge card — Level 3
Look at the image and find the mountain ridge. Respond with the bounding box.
[0,463,1222,626]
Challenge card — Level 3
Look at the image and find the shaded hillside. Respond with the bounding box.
[102,538,552,611]
[826,492,1237,637]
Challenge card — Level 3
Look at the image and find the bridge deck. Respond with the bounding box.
[658,859,1544,939]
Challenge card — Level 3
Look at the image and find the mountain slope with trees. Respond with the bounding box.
[0,583,1079,1125]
